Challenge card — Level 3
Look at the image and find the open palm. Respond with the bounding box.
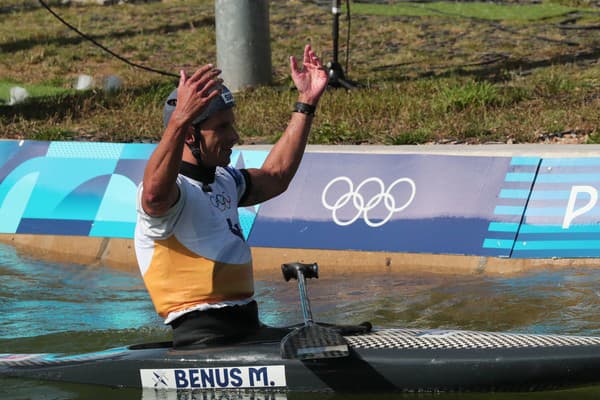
[290,44,329,105]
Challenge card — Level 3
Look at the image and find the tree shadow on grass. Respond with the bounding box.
[0,2,47,15]
[453,48,599,80]
[373,47,600,83]
[0,17,214,54]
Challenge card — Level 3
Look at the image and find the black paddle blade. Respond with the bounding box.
[281,324,349,360]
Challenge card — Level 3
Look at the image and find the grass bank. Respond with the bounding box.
[0,0,598,144]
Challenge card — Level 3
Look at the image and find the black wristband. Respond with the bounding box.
[293,102,316,116]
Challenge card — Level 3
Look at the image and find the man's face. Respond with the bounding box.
[196,108,239,167]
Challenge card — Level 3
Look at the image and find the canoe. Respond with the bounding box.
[3,326,600,392]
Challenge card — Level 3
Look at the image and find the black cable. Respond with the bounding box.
[38,0,179,78]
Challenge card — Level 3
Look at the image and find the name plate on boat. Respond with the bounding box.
[140,365,287,390]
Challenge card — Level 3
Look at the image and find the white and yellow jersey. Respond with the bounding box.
[134,166,253,324]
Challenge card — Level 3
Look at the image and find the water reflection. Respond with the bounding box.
[257,269,600,336]
[5,381,600,400]
[141,389,288,400]
[2,242,600,399]
[0,244,159,340]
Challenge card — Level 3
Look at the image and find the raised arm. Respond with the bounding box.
[240,44,328,206]
[141,66,222,216]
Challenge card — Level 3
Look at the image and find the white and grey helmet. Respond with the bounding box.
[162,85,235,128]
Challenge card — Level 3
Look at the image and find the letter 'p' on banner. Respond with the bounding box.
[563,186,598,229]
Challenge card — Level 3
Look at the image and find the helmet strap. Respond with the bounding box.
[182,125,216,192]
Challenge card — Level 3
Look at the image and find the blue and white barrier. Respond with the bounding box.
[1,140,600,260]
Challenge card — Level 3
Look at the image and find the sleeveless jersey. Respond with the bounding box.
[134,166,253,324]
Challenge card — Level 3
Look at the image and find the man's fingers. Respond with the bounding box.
[310,52,322,67]
[290,55,300,75]
[179,70,187,86]
[195,68,221,86]
[303,44,311,66]
[188,64,215,82]
[190,69,222,95]
[204,87,221,103]
[197,78,223,98]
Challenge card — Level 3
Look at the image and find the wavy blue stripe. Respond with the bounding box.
[520,224,600,233]
[510,157,539,166]
[516,232,600,241]
[514,240,600,250]
[542,158,600,166]
[536,173,600,183]
[120,144,155,160]
[89,221,135,239]
[482,238,514,249]
[494,205,525,215]
[512,249,600,258]
[539,167,600,174]
[499,189,530,199]
[488,222,520,232]
[505,173,536,182]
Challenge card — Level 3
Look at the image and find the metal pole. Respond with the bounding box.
[215,0,272,92]
[332,0,341,65]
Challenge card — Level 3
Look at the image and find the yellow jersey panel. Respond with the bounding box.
[143,236,254,318]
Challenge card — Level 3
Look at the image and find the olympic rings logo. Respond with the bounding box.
[210,192,231,211]
[321,176,416,227]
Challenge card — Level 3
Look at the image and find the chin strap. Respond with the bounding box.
[184,127,216,192]
[188,126,204,164]
[186,141,204,165]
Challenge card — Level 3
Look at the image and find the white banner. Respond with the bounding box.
[140,365,286,390]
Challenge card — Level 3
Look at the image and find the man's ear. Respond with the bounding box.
[184,126,197,145]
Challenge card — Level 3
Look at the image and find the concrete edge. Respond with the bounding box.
[1,234,597,278]
[0,234,137,273]
[242,144,600,157]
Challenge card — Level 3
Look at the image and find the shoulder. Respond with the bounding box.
[217,166,247,187]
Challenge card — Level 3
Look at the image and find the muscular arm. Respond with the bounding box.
[141,66,222,216]
[140,119,187,217]
[241,112,314,206]
[240,45,328,207]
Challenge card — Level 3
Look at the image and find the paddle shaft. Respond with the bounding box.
[296,269,314,325]
[280,261,350,360]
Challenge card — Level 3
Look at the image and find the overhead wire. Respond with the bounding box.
[39,0,356,81]
[37,0,179,79]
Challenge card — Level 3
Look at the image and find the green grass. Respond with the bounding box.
[0,0,598,144]
[350,1,581,21]
[438,81,502,111]
[0,81,75,104]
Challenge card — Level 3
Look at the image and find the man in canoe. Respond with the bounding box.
[134,45,328,348]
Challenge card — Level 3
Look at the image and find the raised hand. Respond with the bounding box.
[171,65,223,127]
[290,44,329,106]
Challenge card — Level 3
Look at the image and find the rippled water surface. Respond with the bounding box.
[2,242,600,399]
